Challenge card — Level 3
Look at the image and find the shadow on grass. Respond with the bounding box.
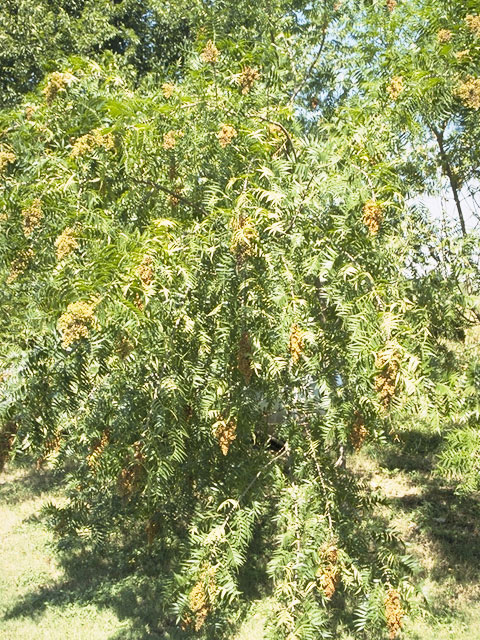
[400,483,480,585]
[375,432,480,581]
[3,540,186,639]
[376,428,444,473]
[369,430,480,625]
[2,513,268,640]
[0,463,66,506]
[0,462,272,640]
[356,429,480,633]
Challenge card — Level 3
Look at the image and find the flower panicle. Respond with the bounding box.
[363,199,383,235]
[55,227,79,261]
[43,71,75,105]
[71,129,114,157]
[201,40,220,64]
[456,76,480,110]
[213,418,237,455]
[466,14,480,37]
[22,198,43,236]
[289,324,305,363]
[385,588,404,639]
[58,300,96,348]
[163,129,184,150]
[0,145,16,173]
[387,76,404,100]
[7,249,33,283]
[238,66,260,94]
[217,124,237,148]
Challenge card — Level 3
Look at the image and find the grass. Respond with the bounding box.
[0,464,125,639]
[1,436,480,639]
[357,427,480,640]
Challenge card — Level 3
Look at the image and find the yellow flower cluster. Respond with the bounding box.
[169,187,183,207]
[70,129,114,157]
[0,145,16,174]
[230,215,257,257]
[162,129,184,150]
[43,71,75,106]
[217,124,237,148]
[117,454,143,497]
[237,331,253,384]
[386,0,397,11]
[457,77,480,110]
[25,104,37,120]
[188,582,209,630]
[350,413,368,450]
[187,566,217,631]
[200,40,220,64]
[318,564,340,599]
[7,249,33,283]
[137,255,154,286]
[161,82,175,98]
[58,301,96,348]
[289,324,305,363]
[55,227,78,261]
[437,29,452,43]
[86,430,109,471]
[363,199,383,235]
[317,544,340,599]
[22,198,43,236]
[214,418,237,455]
[385,589,404,639]
[466,14,480,37]
[387,76,404,100]
[375,345,401,409]
[238,66,260,94]
[0,421,17,473]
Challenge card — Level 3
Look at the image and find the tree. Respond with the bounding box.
[2,0,478,638]
[298,0,480,497]
[0,0,195,107]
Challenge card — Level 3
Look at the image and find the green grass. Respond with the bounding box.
[355,427,480,640]
[1,444,480,639]
[0,465,125,640]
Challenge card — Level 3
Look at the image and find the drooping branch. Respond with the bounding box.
[131,176,205,218]
[249,113,298,162]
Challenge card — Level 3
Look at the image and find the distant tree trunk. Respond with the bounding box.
[432,126,467,236]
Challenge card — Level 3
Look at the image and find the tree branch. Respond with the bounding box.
[432,126,467,236]
[131,176,204,217]
[249,113,298,162]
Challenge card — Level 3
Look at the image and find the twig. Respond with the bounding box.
[303,425,333,531]
[352,163,377,201]
[131,176,204,217]
[236,442,290,507]
[432,125,467,236]
[249,113,298,162]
